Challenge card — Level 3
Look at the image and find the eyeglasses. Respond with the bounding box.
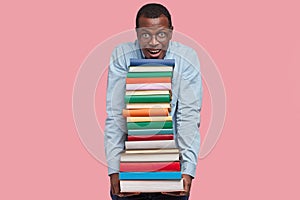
[137,29,171,43]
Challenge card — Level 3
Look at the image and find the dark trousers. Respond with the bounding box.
[110,192,189,200]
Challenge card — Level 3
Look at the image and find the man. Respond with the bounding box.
[104,3,202,200]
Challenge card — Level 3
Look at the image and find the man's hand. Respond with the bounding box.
[161,174,193,196]
[110,173,140,197]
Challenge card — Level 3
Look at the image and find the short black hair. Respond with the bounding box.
[136,3,172,28]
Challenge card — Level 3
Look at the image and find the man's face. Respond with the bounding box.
[137,15,173,59]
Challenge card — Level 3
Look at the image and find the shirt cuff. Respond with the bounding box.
[181,162,197,178]
[107,159,120,176]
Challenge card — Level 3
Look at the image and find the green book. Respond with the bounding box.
[127,121,173,130]
[125,94,170,103]
[127,72,172,78]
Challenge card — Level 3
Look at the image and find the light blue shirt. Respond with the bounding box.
[104,40,202,177]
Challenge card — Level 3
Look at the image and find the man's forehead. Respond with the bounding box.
[138,15,169,28]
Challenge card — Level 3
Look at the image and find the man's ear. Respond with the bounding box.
[169,26,174,39]
[135,27,139,37]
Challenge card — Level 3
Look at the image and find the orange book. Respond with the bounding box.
[122,108,169,117]
[126,77,171,84]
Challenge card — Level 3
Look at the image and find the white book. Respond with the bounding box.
[120,179,184,193]
[125,140,176,150]
[129,66,173,72]
[126,83,171,91]
[127,116,172,122]
[120,152,179,162]
[124,148,179,154]
[126,90,170,96]
[126,90,170,95]
[126,103,170,109]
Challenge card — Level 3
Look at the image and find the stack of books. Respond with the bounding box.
[120,58,184,193]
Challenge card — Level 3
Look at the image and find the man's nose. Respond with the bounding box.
[149,35,159,46]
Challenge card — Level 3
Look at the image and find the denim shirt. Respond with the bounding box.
[104,40,202,177]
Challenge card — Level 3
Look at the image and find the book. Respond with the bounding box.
[130,58,175,66]
[120,161,180,172]
[119,172,182,180]
[120,150,179,162]
[123,148,179,154]
[127,116,172,122]
[127,72,172,78]
[125,140,176,149]
[125,94,171,103]
[126,77,171,84]
[128,129,173,135]
[122,108,169,117]
[120,179,184,193]
[126,83,171,91]
[126,103,170,109]
[127,121,173,129]
[127,134,174,141]
[125,90,170,96]
[129,66,173,72]
[120,153,179,162]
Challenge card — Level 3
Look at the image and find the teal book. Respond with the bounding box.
[127,121,173,130]
[125,94,170,103]
[119,172,182,180]
[127,72,172,78]
[128,129,174,135]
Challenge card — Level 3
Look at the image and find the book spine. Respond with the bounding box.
[125,140,176,150]
[122,109,169,117]
[130,58,175,66]
[126,90,170,95]
[127,134,174,141]
[127,121,173,129]
[125,94,171,103]
[119,172,182,180]
[127,116,172,122]
[128,129,173,135]
[120,162,180,172]
[126,83,171,91]
[129,66,173,72]
[126,77,171,84]
[127,72,172,78]
[126,103,170,109]
[120,179,184,193]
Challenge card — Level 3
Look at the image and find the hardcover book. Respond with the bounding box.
[120,179,184,193]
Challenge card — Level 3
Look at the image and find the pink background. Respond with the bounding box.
[1,0,299,199]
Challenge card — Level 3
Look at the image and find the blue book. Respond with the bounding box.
[130,58,175,66]
[128,129,173,135]
[119,172,182,180]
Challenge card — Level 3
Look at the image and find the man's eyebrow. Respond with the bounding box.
[138,27,170,32]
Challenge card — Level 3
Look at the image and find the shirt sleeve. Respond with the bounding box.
[104,46,128,175]
[176,49,202,178]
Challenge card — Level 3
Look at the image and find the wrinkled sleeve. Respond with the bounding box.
[104,46,128,175]
[176,50,202,177]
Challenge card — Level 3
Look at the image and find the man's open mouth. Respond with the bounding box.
[148,49,161,54]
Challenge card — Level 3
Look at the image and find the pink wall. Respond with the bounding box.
[1,0,299,199]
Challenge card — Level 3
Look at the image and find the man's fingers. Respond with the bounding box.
[120,192,141,197]
[161,192,183,196]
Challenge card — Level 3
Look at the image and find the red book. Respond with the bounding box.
[120,161,180,172]
[127,134,174,141]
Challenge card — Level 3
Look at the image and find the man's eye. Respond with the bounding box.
[157,32,166,38]
[142,33,150,38]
